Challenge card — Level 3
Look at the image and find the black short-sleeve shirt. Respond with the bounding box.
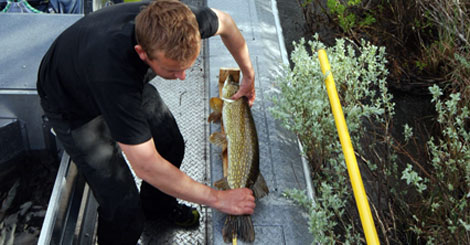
[37,2,218,144]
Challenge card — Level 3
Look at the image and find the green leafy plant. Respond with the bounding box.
[326,0,375,32]
[271,34,392,244]
[415,85,470,243]
[401,164,427,194]
[297,0,375,35]
[272,33,470,244]
[285,0,470,244]
[416,1,470,101]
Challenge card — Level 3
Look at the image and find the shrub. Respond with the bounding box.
[409,85,470,244]
[416,1,470,103]
[271,35,391,243]
[301,0,470,100]
[283,0,470,243]
[272,34,470,244]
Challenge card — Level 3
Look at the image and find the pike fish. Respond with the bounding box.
[208,74,269,243]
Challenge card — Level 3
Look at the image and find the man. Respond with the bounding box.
[36,0,256,244]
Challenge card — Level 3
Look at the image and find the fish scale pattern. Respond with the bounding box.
[221,81,259,190]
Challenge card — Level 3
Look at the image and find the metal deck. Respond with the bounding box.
[144,0,314,244]
[140,53,211,244]
[208,0,312,244]
[1,0,314,244]
[141,0,314,244]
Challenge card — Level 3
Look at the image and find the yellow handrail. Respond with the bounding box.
[318,49,380,245]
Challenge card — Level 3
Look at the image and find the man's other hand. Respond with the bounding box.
[214,188,256,215]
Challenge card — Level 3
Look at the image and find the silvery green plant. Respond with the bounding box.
[271,34,391,244]
[414,84,470,243]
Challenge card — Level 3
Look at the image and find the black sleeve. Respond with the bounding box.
[91,80,152,145]
[189,5,219,39]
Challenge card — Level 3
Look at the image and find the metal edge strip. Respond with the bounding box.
[38,151,71,244]
[271,0,315,202]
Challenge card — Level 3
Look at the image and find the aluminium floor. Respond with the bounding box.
[142,0,313,244]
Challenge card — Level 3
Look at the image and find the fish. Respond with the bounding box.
[208,73,269,243]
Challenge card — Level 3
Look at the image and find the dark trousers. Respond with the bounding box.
[43,84,185,245]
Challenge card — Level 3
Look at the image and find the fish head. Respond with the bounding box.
[222,75,240,100]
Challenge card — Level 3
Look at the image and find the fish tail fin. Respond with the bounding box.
[222,215,255,243]
[252,173,269,200]
[208,97,223,123]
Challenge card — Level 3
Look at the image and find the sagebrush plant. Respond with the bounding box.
[396,85,470,244]
[285,0,470,244]
[409,85,470,244]
[271,34,391,244]
[273,35,470,244]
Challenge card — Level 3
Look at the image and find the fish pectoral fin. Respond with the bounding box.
[214,177,229,190]
[252,173,269,200]
[209,132,227,148]
[209,97,223,111]
[208,97,223,123]
[208,112,221,123]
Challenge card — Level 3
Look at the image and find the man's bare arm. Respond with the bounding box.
[118,138,255,215]
[211,8,256,106]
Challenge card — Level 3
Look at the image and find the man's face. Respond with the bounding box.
[135,45,199,80]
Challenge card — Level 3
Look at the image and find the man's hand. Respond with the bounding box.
[214,188,256,215]
[230,75,256,106]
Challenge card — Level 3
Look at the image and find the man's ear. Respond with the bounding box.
[134,45,148,61]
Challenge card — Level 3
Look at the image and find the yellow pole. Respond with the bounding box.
[318,49,380,245]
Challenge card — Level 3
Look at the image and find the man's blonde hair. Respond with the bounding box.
[135,0,201,62]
